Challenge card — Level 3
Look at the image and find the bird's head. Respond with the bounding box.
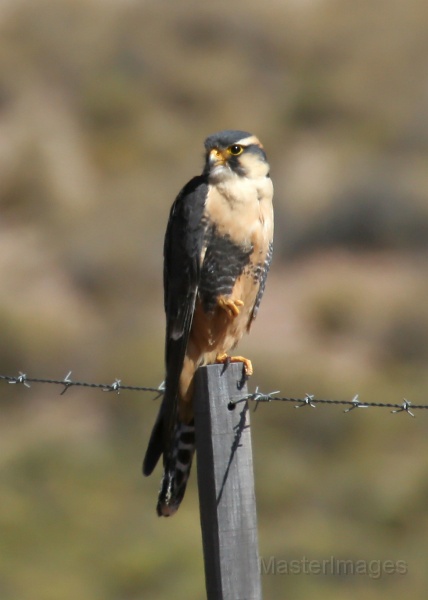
[203,130,269,181]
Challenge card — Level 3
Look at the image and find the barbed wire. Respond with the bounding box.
[1,371,164,398]
[1,371,427,417]
[236,389,424,417]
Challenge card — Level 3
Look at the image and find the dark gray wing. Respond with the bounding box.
[143,175,208,476]
[164,175,208,343]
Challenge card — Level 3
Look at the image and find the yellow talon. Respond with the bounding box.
[217,296,244,318]
[215,353,253,377]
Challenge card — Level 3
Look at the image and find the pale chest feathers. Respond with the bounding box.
[205,175,274,248]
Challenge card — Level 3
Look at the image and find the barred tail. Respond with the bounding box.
[156,420,195,517]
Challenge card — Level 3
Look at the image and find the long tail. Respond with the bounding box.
[156,420,195,517]
[143,402,195,517]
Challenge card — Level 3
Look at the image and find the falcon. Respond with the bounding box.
[143,130,274,516]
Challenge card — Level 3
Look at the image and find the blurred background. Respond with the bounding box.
[1,0,428,598]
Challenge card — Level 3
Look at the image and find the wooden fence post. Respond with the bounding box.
[193,363,262,600]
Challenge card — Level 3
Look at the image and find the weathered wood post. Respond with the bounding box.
[194,363,262,600]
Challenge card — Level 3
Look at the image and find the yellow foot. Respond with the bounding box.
[217,296,244,318]
[215,353,253,377]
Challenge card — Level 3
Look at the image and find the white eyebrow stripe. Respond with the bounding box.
[236,135,263,148]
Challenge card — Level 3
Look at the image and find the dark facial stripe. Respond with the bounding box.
[244,144,267,162]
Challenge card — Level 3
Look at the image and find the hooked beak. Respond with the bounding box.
[208,147,226,167]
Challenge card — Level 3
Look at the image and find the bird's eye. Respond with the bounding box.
[228,144,243,156]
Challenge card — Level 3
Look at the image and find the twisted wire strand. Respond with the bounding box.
[1,372,426,415]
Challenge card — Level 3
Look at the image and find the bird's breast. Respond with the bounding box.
[204,176,273,246]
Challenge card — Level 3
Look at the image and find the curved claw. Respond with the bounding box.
[217,296,244,318]
[215,353,253,377]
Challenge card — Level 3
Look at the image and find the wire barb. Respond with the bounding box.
[295,393,316,409]
[153,381,165,401]
[60,371,73,395]
[250,387,281,411]
[8,372,31,388]
[103,379,122,394]
[343,394,369,413]
[391,399,415,417]
[229,387,281,411]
